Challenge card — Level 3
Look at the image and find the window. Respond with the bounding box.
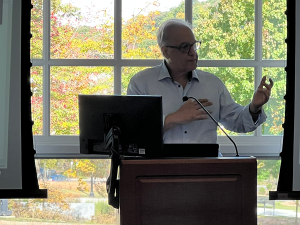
[0,2,290,225]
[1,159,299,225]
[30,0,286,156]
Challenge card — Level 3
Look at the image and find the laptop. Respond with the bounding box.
[162,143,219,158]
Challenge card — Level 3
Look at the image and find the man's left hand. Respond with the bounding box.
[250,76,274,113]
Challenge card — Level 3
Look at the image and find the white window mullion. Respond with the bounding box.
[31,59,45,66]
[254,0,263,137]
[255,0,263,84]
[254,0,263,80]
[114,0,122,94]
[43,0,50,137]
[185,0,193,24]
[255,0,263,62]
[254,67,263,137]
[47,59,117,67]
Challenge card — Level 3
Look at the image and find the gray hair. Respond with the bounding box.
[157,19,193,48]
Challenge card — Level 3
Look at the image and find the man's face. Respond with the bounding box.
[162,26,198,74]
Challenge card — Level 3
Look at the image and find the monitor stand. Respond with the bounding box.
[104,121,121,209]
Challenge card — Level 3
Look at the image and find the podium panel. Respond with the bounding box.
[119,157,257,225]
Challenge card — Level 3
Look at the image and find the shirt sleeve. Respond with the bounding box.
[218,83,267,133]
[127,78,139,95]
[127,75,147,95]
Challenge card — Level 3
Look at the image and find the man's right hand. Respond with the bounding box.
[164,98,213,132]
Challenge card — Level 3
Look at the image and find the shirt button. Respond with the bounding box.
[178,85,180,87]
[184,131,187,133]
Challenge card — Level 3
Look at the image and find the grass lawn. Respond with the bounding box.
[258,215,300,225]
[258,202,297,211]
[0,217,86,224]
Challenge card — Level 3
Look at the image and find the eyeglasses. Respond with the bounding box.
[165,41,201,54]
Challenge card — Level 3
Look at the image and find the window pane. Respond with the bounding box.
[122,0,184,59]
[257,159,300,224]
[31,66,43,135]
[2,159,117,224]
[261,68,285,135]
[31,0,43,59]
[3,159,299,224]
[51,0,114,59]
[193,0,255,60]
[262,0,287,60]
[199,67,254,136]
[121,66,149,94]
[50,67,114,135]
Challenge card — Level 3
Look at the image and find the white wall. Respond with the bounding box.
[0,0,22,189]
[0,0,11,169]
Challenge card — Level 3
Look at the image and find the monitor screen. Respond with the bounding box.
[79,95,163,158]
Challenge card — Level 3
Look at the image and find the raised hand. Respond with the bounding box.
[164,98,213,132]
[250,76,274,113]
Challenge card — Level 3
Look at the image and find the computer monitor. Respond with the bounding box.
[79,94,163,158]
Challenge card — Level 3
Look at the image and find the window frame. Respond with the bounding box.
[32,0,286,157]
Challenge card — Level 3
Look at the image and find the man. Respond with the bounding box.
[127,18,273,154]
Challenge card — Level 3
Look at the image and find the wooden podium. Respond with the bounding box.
[118,157,257,225]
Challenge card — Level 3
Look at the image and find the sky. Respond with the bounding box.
[63,0,185,18]
[61,0,206,25]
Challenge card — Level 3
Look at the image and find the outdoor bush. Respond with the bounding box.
[258,187,266,195]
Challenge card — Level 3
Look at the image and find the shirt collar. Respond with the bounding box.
[158,60,199,81]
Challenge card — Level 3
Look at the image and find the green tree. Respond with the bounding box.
[257,159,281,192]
[191,0,286,135]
